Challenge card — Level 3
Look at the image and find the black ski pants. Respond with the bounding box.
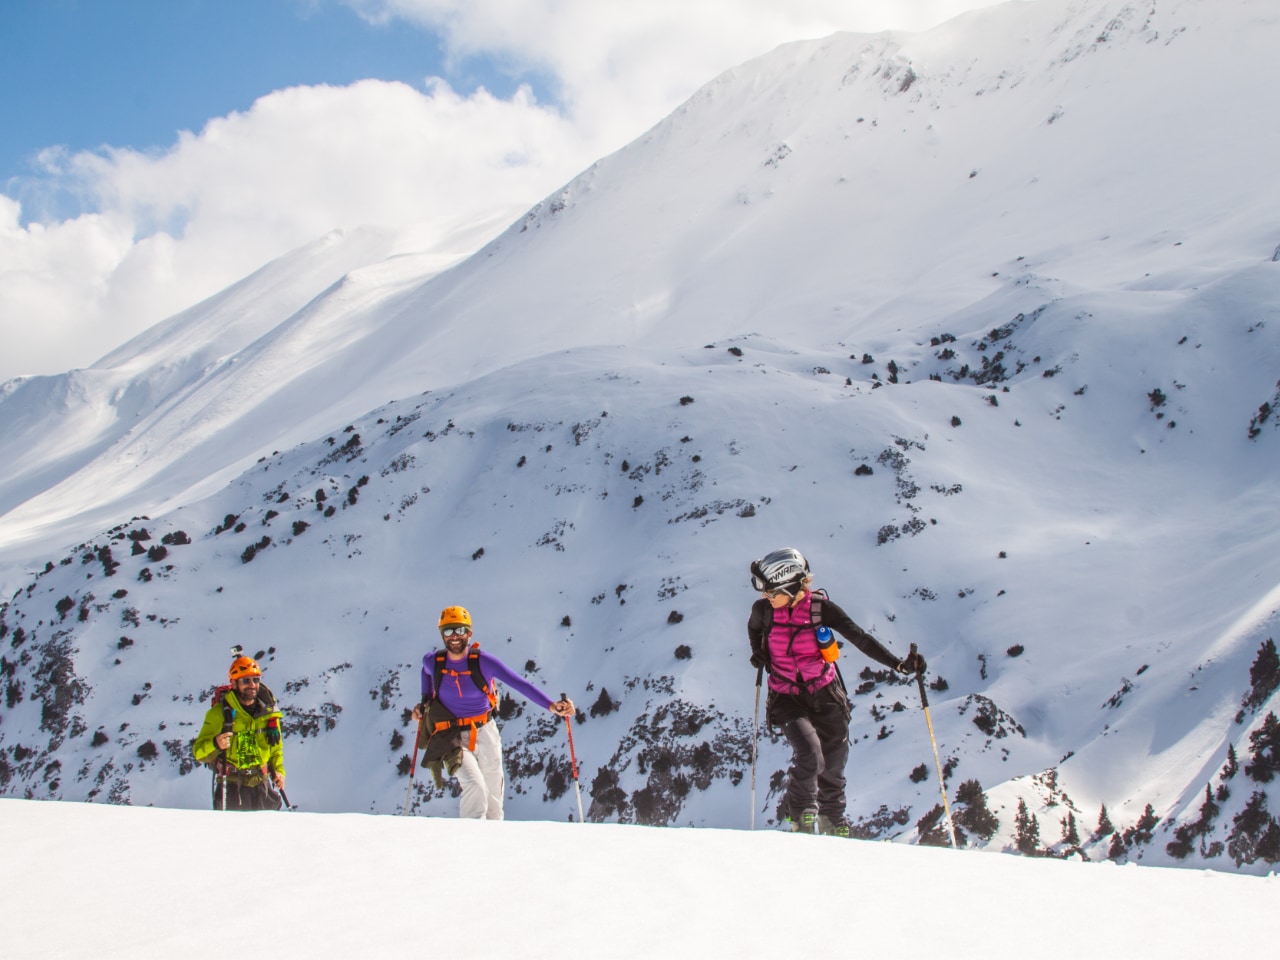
[773,683,851,821]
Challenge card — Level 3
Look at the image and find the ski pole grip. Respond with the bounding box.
[910,642,930,707]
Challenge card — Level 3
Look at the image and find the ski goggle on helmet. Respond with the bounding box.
[438,605,472,637]
[750,548,810,596]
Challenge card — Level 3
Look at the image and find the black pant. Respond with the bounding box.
[773,683,851,820]
[211,774,282,811]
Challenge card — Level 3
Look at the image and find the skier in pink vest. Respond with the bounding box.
[748,548,924,836]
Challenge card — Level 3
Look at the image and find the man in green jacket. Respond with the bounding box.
[193,654,286,811]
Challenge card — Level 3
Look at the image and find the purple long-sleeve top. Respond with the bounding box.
[420,648,556,717]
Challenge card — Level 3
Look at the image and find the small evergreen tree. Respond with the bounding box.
[1198,782,1220,829]
[915,803,962,847]
[1132,803,1160,844]
[1060,811,1080,848]
[1222,743,1240,780]
[1227,791,1280,867]
[1168,785,1222,860]
[1244,712,1280,783]
[1094,803,1115,840]
[952,779,999,840]
[1243,638,1280,711]
[1108,830,1127,860]
[1014,798,1041,855]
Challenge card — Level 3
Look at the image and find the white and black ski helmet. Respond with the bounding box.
[750,548,810,594]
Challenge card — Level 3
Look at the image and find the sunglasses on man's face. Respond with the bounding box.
[440,626,471,638]
[237,677,260,685]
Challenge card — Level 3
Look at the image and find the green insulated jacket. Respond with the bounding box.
[192,686,285,776]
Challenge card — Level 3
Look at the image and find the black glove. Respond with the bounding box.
[750,648,768,670]
[897,649,927,675]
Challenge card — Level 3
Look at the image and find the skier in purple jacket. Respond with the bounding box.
[410,605,575,819]
[748,548,924,836]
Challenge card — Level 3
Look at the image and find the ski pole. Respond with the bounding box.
[911,643,957,849]
[561,693,585,823]
[278,784,294,811]
[750,665,763,831]
[220,705,236,811]
[403,711,425,816]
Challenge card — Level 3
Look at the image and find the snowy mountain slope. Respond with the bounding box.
[0,212,521,558]
[2,0,1280,875]
[3,326,1277,867]
[6,0,1279,575]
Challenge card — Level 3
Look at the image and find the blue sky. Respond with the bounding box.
[0,0,547,192]
[0,0,1008,382]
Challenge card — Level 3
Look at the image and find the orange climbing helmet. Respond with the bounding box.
[438,605,472,630]
[229,655,262,682]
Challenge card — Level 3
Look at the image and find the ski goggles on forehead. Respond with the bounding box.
[750,567,786,594]
[440,625,471,637]
[749,561,770,593]
[752,574,796,597]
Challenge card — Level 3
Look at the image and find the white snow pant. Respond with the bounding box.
[456,720,505,820]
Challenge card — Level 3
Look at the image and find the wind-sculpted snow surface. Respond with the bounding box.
[3,0,1280,875]
[3,798,1277,960]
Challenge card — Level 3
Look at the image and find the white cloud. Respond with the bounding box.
[0,0,1010,382]
[0,80,587,381]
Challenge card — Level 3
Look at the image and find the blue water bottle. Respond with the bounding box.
[816,625,838,661]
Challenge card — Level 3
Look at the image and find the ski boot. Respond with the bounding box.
[785,809,818,834]
[817,814,852,838]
